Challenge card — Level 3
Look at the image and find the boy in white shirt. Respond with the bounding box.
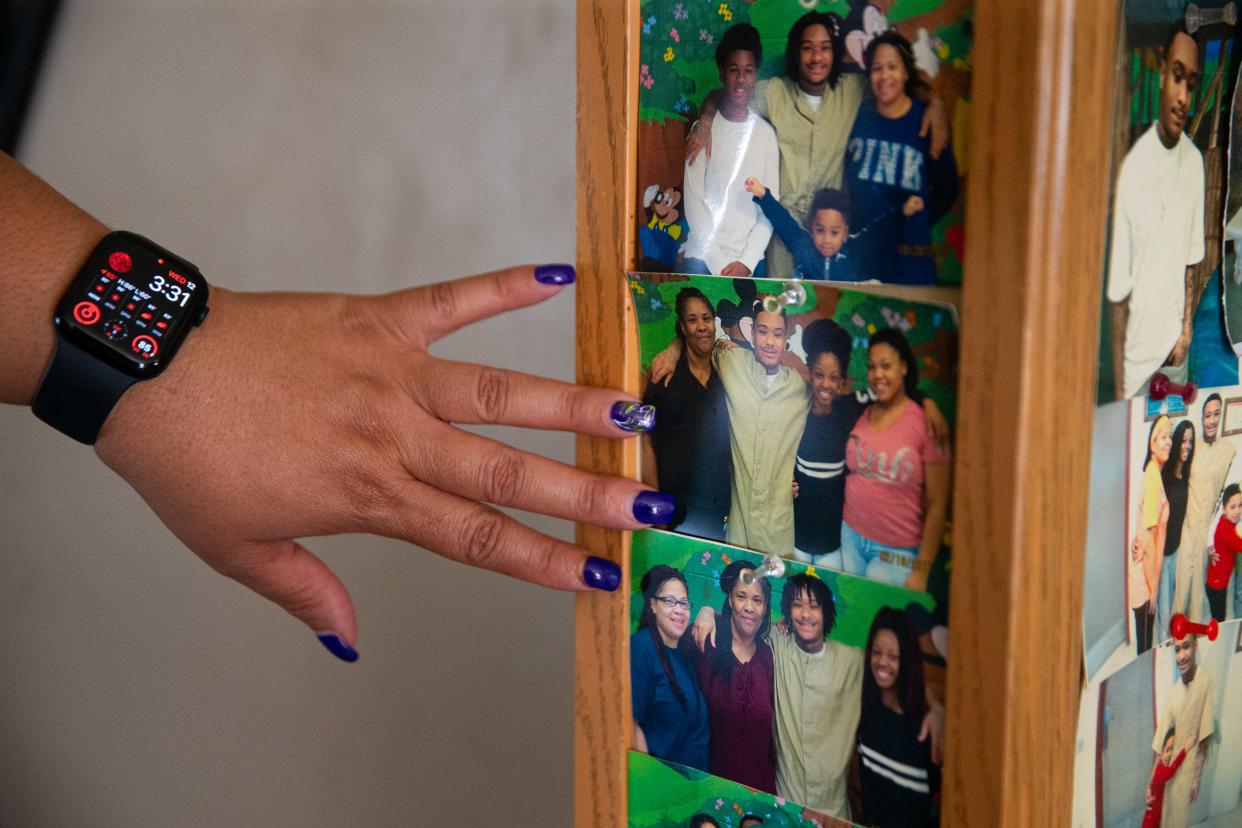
[681,23,780,278]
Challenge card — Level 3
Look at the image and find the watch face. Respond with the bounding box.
[55,232,207,377]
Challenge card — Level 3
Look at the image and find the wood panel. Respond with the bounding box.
[945,0,1117,824]
[575,1,638,825]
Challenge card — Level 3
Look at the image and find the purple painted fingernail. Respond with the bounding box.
[632,491,677,525]
[534,264,576,285]
[316,632,359,663]
[583,556,622,592]
[610,401,656,432]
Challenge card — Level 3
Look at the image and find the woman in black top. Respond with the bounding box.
[857,606,938,827]
[641,288,732,541]
[1158,419,1195,641]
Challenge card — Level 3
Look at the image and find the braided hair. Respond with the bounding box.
[639,565,691,707]
[784,11,845,91]
[712,560,772,682]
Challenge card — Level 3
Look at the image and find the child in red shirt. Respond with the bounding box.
[1207,483,1242,622]
[1142,728,1188,828]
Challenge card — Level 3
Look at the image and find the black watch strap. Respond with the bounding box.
[32,336,138,445]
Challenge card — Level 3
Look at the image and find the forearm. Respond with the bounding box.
[917,502,947,569]
[0,153,110,404]
[1184,264,1203,335]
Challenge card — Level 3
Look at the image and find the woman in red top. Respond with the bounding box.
[1206,482,1242,622]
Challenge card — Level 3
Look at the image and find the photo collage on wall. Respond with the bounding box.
[628,3,972,826]
[1078,3,1242,826]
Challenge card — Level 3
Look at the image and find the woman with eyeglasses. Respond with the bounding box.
[692,559,776,793]
[631,565,710,771]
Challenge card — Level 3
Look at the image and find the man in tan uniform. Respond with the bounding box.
[1176,394,1236,629]
[1152,635,1214,828]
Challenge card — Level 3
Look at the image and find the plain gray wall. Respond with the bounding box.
[1,2,578,825]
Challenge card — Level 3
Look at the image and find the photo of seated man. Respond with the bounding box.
[680,23,780,278]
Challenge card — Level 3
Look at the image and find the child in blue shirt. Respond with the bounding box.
[744,178,860,282]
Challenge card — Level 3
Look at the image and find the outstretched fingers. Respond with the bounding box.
[413,357,654,437]
[391,264,575,345]
[405,420,674,529]
[380,478,622,592]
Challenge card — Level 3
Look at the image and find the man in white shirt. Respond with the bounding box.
[1107,23,1205,400]
[681,23,780,278]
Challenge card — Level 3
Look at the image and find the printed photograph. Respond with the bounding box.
[1076,621,1242,827]
[636,0,973,285]
[1223,63,1242,352]
[628,752,842,828]
[1098,1,1241,402]
[631,272,958,593]
[1082,386,1242,683]
[629,528,948,826]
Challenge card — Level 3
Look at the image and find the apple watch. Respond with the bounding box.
[32,230,210,444]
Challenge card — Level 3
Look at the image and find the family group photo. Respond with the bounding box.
[635,0,972,285]
[630,273,957,594]
[628,528,948,827]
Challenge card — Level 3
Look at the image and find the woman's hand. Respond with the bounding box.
[1209,545,1220,567]
[744,177,767,199]
[904,567,930,592]
[902,195,925,216]
[95,265,669,661]
[792,479,800,499]
[692,606,717,651]
[1131,534,1145,563]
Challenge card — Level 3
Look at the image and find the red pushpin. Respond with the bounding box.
[1149,373,1198,404]
[1169,614,1218,641]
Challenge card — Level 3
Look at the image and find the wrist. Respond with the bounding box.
[2,230,110,407]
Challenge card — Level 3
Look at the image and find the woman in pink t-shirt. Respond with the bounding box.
[841,327,950,590]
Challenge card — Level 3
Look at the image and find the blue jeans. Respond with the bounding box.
[1156,550,1177,644]
[840,520,918,586]
[792,547,843,571]
[1234,570,1242,620]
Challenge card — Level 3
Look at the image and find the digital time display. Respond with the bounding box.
[56,231,208,377]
